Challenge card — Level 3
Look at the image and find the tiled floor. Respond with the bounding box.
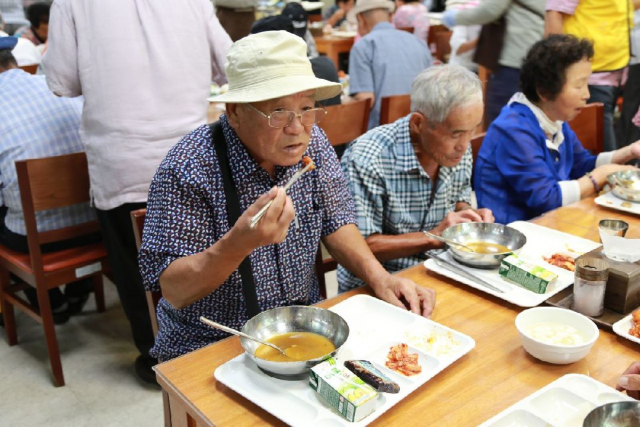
[0,273,340,427]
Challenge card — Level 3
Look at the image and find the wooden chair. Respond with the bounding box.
[19,64,38,75]
[320,98,372,147]
[478,66,492,130]
[567,102,605,154]
[427,25,449,57]
[434,30,453,63]
[379,94,411,125]
[398,26,414,33]
[0,153,107,387]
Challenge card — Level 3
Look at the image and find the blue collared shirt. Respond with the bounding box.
[474,102,597,224]
[338,115,473,291]
[348,22,433,129]
[139,116,357,361]
[0,69,95,235]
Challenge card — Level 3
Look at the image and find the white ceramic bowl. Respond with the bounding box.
[515,307,599,364]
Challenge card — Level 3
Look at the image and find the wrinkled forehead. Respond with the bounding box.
[253,89,317,109]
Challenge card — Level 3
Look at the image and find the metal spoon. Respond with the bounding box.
[423,231,476,253]
[200,316,287,356]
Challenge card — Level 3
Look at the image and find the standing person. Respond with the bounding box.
[14,2,49,46]
[442,0,545,126]
[42,0,231,384]
[618,9,640,149]
[348,0,433,129]
[214,0,257,42]
[545,0,636,151]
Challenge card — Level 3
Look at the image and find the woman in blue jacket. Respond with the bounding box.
[475,35,640,224]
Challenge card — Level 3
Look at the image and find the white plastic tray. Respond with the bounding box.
[595,191,640,216]
[478,374,634,426]
[612,313,640,345]
[425,221,601,307]
[214,295,475,426]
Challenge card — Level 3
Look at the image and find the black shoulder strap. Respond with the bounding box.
[210,122,261,318]
[512,0,545,19]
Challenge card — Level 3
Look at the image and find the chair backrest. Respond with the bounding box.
[567,102,604,154]
[434,30,452,62]
[130,208,162,337]
[15,153,101,258]
[398,26,414,33]
[427,24,449,56]
[320,98,372,147]
[19,64,38,75]
[379,94,411,126]
[477,66,491,130]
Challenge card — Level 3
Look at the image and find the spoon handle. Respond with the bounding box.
[423,231,475,252]
[199,316,284,354]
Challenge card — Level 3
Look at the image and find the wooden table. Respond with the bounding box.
[313,35,355,71]
[155,197,640,427]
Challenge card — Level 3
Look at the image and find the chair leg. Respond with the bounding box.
[92,274,105,313]
[37,284,65,387]
[0,269,17,345]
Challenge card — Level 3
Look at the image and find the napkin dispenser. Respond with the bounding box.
[578,247,640,314]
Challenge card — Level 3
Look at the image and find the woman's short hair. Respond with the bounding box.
[411,64,482,125]
[520,35,594,103]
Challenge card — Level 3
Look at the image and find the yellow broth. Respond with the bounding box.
[463,241,511,254]
[254,332,336,362]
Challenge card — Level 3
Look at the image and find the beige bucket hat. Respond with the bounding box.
[210,31,343,103]
[347,0,395,21]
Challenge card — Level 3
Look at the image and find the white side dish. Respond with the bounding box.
[215,295,475,427]
[478,374,634,427]
[425,221,601,307]
[595,191,640,216]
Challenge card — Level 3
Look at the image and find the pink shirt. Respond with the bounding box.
[392,3,430,42]
[546,0,627,87]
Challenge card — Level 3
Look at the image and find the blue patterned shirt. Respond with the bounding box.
[139,116,356,361]
[338,115,473,292]
[0,69,96,235]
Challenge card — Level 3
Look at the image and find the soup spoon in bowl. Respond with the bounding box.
[200,316,287,356]
[423,231,476,253]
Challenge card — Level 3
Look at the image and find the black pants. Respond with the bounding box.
[617,63,640,149]
[0,207,100,307]
[96,203,155,362]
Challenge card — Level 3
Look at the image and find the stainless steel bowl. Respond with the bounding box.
[607,170,640,202]
[442,222,527,269]
[240,306,349,379]
[583,401,640,427]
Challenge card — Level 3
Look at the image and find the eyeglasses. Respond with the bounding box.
[246,103,327,128]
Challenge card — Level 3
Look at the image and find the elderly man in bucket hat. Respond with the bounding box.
[139,31,436,362]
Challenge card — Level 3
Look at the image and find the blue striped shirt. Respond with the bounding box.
[0,69,95,235]
[338,115,473,291]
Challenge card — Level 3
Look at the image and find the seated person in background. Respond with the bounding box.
[323,0,355,31]
[393,0,430,42]
[251,15,342,107]
[339,65,493,292]
[349,0,433,129]
[0,14,41,67]
[618,361,640,400]
[14,2,49,46]
[139,32,435,362]
[281,2,319,59]
[474,35,640,225]
[0,40,98,323]
[448,24,481,73]
[213,0,256,42]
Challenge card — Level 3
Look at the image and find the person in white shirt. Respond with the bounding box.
[448,24,480,72]
[0,12,41,67]
[42,0,231,385]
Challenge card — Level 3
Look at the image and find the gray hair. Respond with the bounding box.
[410,64,483,124]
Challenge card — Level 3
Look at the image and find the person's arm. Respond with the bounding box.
[617,361,640,400]
[449,26,476,55]
[610,140,640,164]
[544,10,565,36]
[159,188,294,309]
[323,224,436,317]
[204,0,232,85]
[42,0,81,97]
[348,40,375,105]
[445,0,512,28]
[325,7,346,28]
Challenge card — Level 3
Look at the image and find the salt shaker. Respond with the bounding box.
[572,258,609,317]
